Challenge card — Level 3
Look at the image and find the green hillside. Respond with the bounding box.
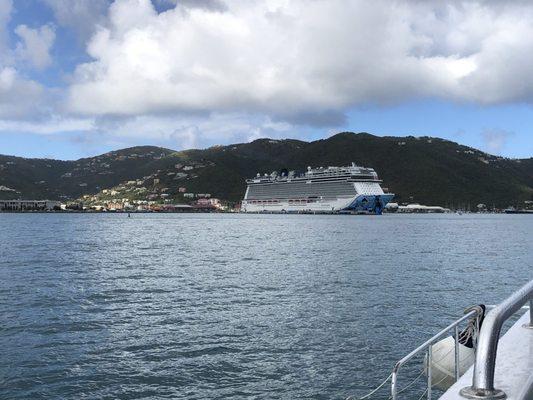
[1,133,531,208]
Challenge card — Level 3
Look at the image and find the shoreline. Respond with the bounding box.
[0,210,526,215]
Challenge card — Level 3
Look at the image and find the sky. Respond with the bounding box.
[0,0,533,160]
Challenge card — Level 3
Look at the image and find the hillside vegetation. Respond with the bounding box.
[1,133,531,208]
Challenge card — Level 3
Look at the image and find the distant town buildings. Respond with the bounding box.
[106,202,124,211]
[0,185,17,193]
[385,203,450,213]
[193,198,223,210]
[0,200,60,211]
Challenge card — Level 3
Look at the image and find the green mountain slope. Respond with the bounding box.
[1,133,531,208]
[0,146,174,200]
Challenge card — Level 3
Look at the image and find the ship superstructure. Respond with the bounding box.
[241,163,393,213]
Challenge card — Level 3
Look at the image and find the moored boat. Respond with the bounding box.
[241,163,394,214]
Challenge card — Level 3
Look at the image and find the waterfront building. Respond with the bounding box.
[395,203,450,213]
[106,202,124,211]
[0,200,61,211]
[161,204,193,211]
[194,198,222,209]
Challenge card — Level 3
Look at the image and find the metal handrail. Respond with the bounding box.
[391,308,482,400]
[460,279,533,400]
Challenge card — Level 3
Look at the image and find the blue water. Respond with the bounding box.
[0,213,531,399]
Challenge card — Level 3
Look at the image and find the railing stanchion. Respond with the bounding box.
[454,325,460,381]
[529,299,533,328]
[460,279,533,399]
[427,347,432,400]
[391,369,398,400]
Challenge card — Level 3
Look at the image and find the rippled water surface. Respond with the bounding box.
[0,213,531,399]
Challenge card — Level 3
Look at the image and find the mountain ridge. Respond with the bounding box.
[1,132,531,208]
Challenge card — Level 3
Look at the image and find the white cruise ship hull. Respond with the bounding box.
[242,164,394,214]
[242,193,394,214]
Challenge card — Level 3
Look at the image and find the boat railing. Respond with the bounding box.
[459,279,533,400]
[391,308,483,400]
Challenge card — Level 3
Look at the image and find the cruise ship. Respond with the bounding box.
[241,163,394,213]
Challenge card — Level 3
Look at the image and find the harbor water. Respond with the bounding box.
[0,213,531,399]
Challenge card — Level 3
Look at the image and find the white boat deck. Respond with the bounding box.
[439,312,533,400]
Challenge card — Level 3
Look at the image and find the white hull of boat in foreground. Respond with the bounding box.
[389,280,532,400]
[439,311,532,400]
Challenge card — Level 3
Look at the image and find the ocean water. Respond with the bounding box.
[0,213,531,400]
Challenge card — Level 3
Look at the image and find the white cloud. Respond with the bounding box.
[0,2,49,119]
[0,0,12,56]
[62,0,533,128]
[0,114,94,134]
[41,0,110,42]
[0,1,93,123]
[92,112,296,149]
[0,67,47,121]
[2,0,533,155]
[481,128,515,154]
[15,24,56,69]
[0,67,45,119]
[162,0,226,9]
[0,111,297,153]
[0,0,10,23]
